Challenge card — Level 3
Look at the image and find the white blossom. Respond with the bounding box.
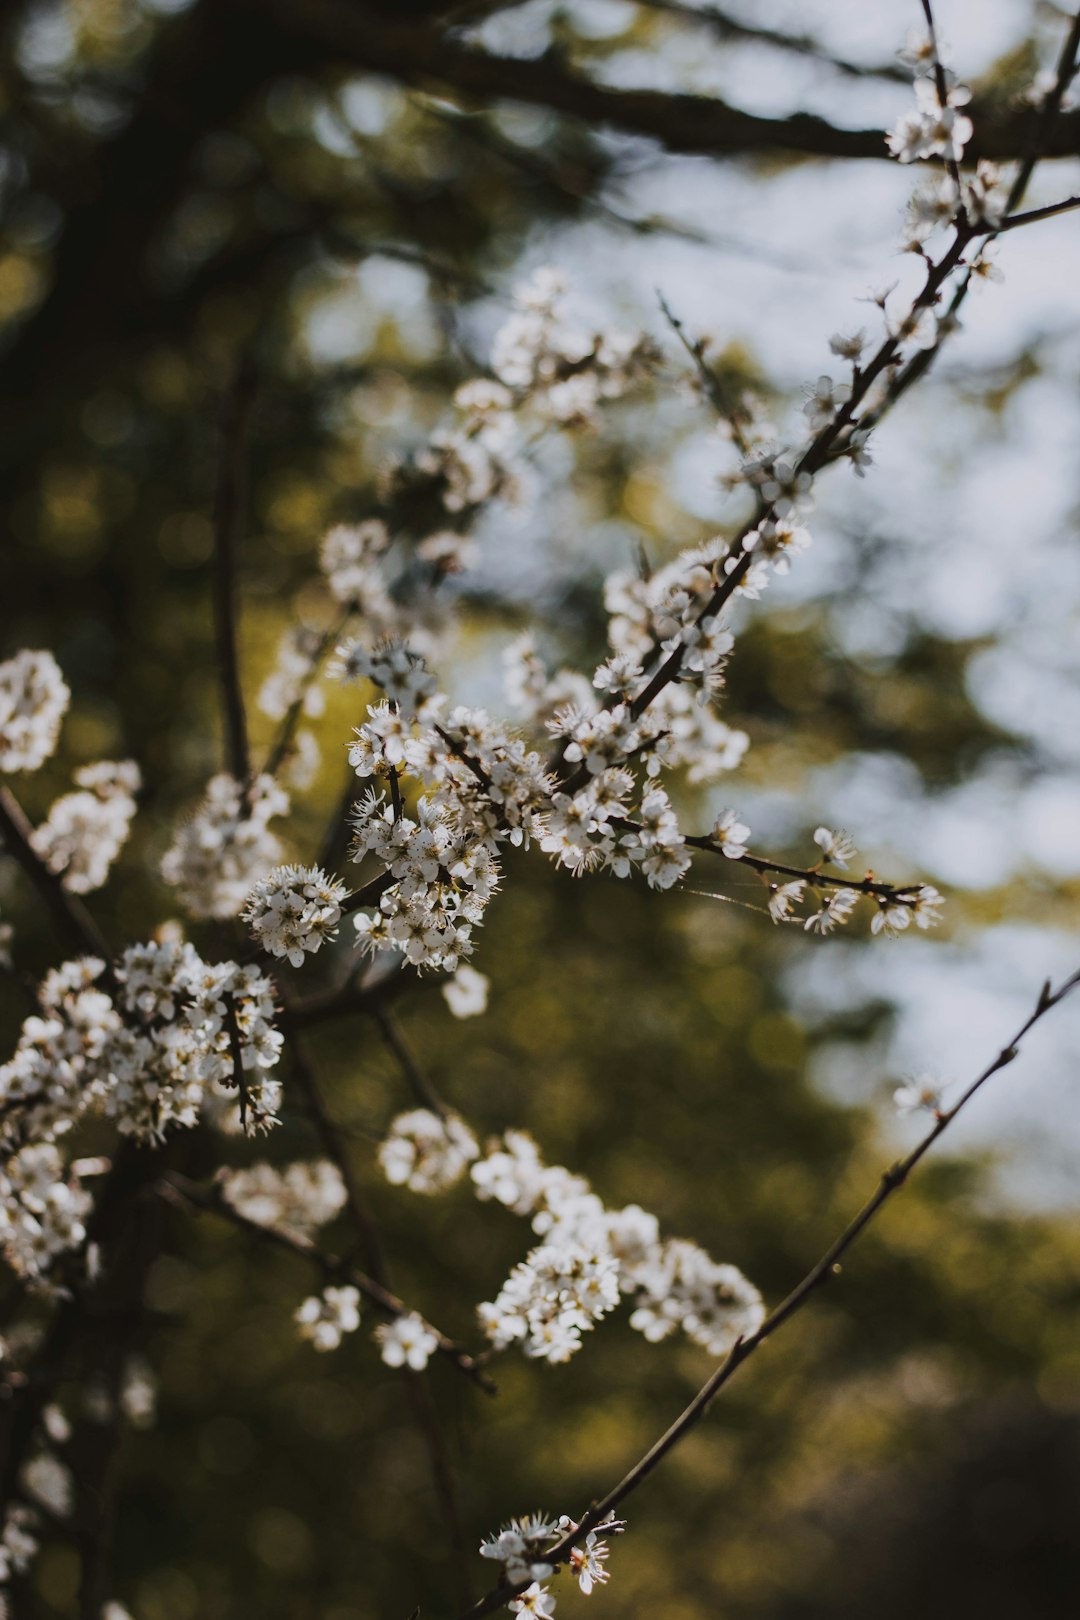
[803,887,860,935]
[712,809,750,859]
[375,1311,438,1370]
[30,760,140,893]
[768,880,805,923]
[887,78,973,165]
[0,650,70,774]
[442,964,490,1019]
[162,774,288,920]
[894,1077,944,1115]
[295,1285,361,1352]
[509,1582,556,1620]
[243,864,347,967]
[220,1160,347,1240]
[379,1109,478,1195]
[813,826,856,868]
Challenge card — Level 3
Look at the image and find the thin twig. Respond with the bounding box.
[456,965,1080,1619]
[0,786,111,964]
[682,833,929,906]
[919,0,962,193]
[157,1171,495,1393]
[288,1033,390,1285]
[372,1005,450,1120]
[212,365,257,786]
[262,610,352,780]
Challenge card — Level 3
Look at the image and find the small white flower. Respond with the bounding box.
[893,1077,944,1116]
[375,1311,438,1371]
[768,881,805,924]
[442,964,490,1019]
[570,1530,612,1595]
[295,1286,361,1352]
[909,884,945,930]
[813,827,856,868]
[712,809,750,860]
[829,329,866,362]
[509,1583,556,1620]
[871,902,913,937]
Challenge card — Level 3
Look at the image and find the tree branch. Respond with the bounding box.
[456,964,1080,1619]
[212,367,256,787]
[157,1171,496,1393]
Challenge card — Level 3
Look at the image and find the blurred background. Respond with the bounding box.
[3,0,1080,1616]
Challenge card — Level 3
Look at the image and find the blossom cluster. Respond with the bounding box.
[886,33,973,165]
[378,1108,479,1194]
[762,827,945,936]
[242,863,347,967]
[161,772,288,920]
[470,1130,764,1363]
[30,760,141,893]
[0,944,283,1284]
[220,1158,347,1241]
[0,649,69,774]
[480,1511,623,1614]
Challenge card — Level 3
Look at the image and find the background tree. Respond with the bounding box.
[3,3,1080,1618]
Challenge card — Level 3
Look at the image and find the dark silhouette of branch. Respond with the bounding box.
[212,368,256,787]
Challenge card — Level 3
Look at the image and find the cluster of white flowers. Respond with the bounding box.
[415,379,523,514]
[0,1504,39,1604]
[755,828,944,937]
[161,773,287,919]
[379,1108,478,1194]
[30,760,141,892]
[0,956,119,1153]
[0,1141,93,1286]
[492,267,656,425]
[332,638,437,718]
[479,1238,622,1364]
[480,1511,622,1613]
[886,37,973,165]
[471,1130,764,1363]
[320,520,395,619]
[0,649,69,774]
[242,864,347,967]
[257,627,327,723]
[0,943,284,1283]
[112,944,283,1137]
[348,700,551,971]
[295,1284,362,1352]
[219,1159,347,1240]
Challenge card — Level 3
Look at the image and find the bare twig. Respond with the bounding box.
[211,366,257,787]
[372,1005,450,1121]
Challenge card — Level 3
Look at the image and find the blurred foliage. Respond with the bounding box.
[2,1,1079,1618]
